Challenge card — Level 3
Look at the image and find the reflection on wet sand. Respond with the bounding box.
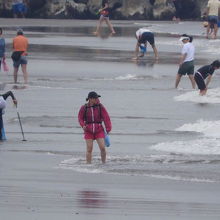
[77,190,108,209]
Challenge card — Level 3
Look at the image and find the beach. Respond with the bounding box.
[0,18,220,219]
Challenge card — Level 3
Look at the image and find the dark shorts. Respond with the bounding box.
[178,61,194,75]
[194,72,206,90]
[13,56,27,68]
[12,3,26,14]
[139,32,155,46]
[208,15,218,24]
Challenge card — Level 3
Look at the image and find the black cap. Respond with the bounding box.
[211,60,220,68]
[86,91,101,101]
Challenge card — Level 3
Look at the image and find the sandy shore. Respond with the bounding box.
[0,18,220,219]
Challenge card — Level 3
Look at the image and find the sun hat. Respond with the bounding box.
[179,34,190,41]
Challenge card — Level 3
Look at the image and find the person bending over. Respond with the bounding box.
[194,60,220,96]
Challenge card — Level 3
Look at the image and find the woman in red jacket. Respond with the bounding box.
[78,91,112,164]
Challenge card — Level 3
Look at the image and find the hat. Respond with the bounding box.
[203,21,208,28]
[86,91,101,101]
[136,28,150,38]
[17,28,23,35]
[179,34,190,41]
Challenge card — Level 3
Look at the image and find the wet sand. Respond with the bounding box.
[0,18,220,219]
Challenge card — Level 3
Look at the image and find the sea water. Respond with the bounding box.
[3,20,220,184]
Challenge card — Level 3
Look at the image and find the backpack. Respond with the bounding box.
[83,104,102,124]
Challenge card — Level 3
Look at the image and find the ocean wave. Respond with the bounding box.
[151,138,220,155]
[151,119,220,155]
[176,119,220,138]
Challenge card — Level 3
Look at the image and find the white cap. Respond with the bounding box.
[179,36,190,41]
[136,28,151,38]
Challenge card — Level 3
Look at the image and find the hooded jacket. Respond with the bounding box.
[78,100,112,134]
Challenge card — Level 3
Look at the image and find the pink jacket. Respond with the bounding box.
[78,102,112,134]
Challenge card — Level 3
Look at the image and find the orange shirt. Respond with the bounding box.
[13,35,28,55]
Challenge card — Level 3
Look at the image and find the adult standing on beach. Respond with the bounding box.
[78,91,112,164]
[0,28,5,71]
[133,27,158,60]
[12,29,29,84]
[93,0,116,35]
[0,91,17,141]
[204,0,220,39]
[175,34,195,89]
[194,60,220,96]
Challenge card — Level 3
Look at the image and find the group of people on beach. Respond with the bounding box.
[82,0,220,164]
[1,0,220,165]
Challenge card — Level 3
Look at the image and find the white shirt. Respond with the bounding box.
[181,42,195,62]
[136,28,151,38]
[208,0,220,16]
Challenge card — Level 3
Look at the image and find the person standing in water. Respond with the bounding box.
[194,60,220,96]
[204,0,220,39]
[93,0,116,35]
[12,29,29,84]
[78,91,112,164]
[175,34,195,89]
[133,27,158,60]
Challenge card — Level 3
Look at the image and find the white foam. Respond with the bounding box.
[151,119,220,155]
[151,138,220,155]
[176,119,220,138]
[174,88,220,104]
[115,74,138,80]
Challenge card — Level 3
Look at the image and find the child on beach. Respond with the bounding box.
[93,0,116,35]
[175,34,195,89]
[133,27,158,60]
[194,60,220,96]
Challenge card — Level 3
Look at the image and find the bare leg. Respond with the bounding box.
[213,24,218,39]
[96,138,106,163]
[175,74,182,88]
[206,24,211,39]
[200,89,207,96]
[188,74,195,89]
[86,139,93,164]
[94,16,105,35]
[105,18,116,34]
[13,66,19,83]
[152,45,158,59]
[21,64,28,84]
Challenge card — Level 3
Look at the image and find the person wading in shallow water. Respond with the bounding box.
[194,60,220,96]
[93,0,116,35]
[133,27,158,60]
[175,34,195,89]
[78,91,112,164]
[12,29,29,84]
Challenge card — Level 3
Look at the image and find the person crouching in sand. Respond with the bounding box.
[194,60,220,96]
[78,91,112,164]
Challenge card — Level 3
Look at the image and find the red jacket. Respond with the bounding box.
[78,102,112,134]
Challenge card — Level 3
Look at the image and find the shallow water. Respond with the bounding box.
[1,19,220,219]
